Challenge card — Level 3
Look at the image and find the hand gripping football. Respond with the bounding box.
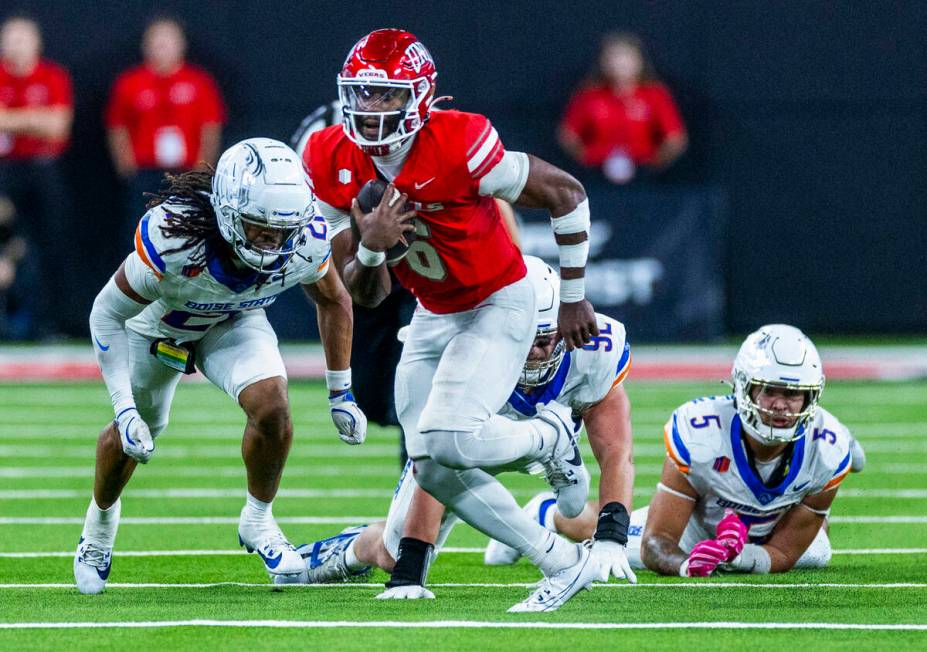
[351,179,417,264]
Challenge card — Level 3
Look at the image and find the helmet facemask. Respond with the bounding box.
[734,375,823,445]
[222,209,310,273]
[338,77,431,155]
[519,325,566,390]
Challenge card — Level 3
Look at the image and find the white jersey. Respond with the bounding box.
[124,203,332,342]
[499,313,631,420]
[663,395,852,545]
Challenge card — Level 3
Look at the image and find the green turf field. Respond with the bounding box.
[1,379,925,650]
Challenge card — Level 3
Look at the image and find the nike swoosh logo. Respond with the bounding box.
[97,562,112,580]
[414,177,436,190]
[567,446,582,466]
[259,549,283,569]
[94,336,110,352]
[792,481,811,492]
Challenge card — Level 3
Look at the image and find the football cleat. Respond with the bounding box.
[294,525,371,584]
[238,518,305,581]
[537,402,589,519]
[484,491,557,566]
[507,543,597,613]
[73,536,112,595]
[849,436,866,473]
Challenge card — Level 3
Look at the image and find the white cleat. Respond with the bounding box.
[485,492,558,566]
[238,515,305,582]
[507,543,597,613]
[849,436,866,473]
[73,536,112,595]
[291,525,371,585]
[376,584,436,600]
[537,402,589,519]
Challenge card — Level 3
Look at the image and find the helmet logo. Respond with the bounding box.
[404,42,433,73]
[357,68,388,80]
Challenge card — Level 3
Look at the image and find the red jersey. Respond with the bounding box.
[0,59,72,159]
[560,82,685,166]
[105,63,226,170]
[306,110,525,314]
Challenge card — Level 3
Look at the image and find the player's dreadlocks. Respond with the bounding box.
[146,170,224,266]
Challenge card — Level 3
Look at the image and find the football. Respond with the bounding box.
[352,178,417,264]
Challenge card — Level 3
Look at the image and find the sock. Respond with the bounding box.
[386,537,434,588]
[82,498,121,548]
[538,498,559,531]
[414,459,579,577]
[241,492,273,528]
[344,538,365,571]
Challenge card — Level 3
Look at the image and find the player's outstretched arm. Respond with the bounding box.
[732,489,837,574]
[641,458,699,575]
[89,261,157,462]
[515,155,596,350]
[302,266,367,445]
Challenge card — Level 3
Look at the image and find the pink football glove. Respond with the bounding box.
[685,539,729,577]
[715,509,748,561]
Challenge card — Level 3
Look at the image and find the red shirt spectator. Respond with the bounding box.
[559,33,687,184]
[105,18,225,174]
[0,17,72,160]
[106,62,225,169]
[561,81,684,167]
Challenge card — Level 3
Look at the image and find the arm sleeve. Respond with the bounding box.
[478,150,529,202]
[316,199,352,239]
[88,274,154,416]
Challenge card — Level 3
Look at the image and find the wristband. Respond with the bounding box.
[385,537,434,589]
[551,198,590,235]
[325,369,352,393]
[356,243,386,267]
[560,277,585,303]
[558,241,590,269]
[593,501,630,545]
[726,543,772,574]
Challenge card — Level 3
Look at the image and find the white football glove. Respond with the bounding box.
[590,539,637,584]
[376,585,435,600]
[115,407,154,463]
[329,391,368,445]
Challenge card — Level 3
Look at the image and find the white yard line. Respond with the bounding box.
[1,581,926,590]
[1,548,924,559]
[1,515,924,525]
[0,619,925,631]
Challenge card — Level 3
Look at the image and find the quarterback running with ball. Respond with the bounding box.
[304,29,604,612]
[74,138,367,594]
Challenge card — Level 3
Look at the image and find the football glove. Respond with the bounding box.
[715,509,748,561]
[375,585,435,600]
[684,539,729,577]
[115,407,154,463]
[328,391,368,445]
[590,539,637,584]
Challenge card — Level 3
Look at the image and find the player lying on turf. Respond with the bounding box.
[74,138,367,594]
[304,29,604,613]
[633,324,862,576]
[289,256,637,594]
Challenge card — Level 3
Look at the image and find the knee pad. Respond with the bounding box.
[424,431,479,470]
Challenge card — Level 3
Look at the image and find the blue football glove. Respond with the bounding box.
[329,390,367,445]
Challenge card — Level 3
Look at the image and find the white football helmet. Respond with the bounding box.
[211,138,315,272]
[732,324,825,445]
[519,256,566,389]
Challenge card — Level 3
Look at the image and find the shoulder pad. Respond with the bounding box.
[809,408,853,492]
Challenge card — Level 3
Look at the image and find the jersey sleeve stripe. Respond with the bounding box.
[611,351,633,389]
[671,414,692,465]
[663,414,691,473]
[134,224,164,280]
[467,127,500,174]
[823,466,851,491]
[466,121,493,158]
[138,214,167,273]
[472,140,505,179]
[663,426,690,474]
[833,450,851,477]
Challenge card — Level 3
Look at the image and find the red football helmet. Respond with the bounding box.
[337,29,437,155]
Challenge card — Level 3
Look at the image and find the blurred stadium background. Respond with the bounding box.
[1,1,926,648]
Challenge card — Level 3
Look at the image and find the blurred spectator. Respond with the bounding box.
[559,32,687,184]
[0,194,31,339]
[106,16,225,242]
[0,14,74,338]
